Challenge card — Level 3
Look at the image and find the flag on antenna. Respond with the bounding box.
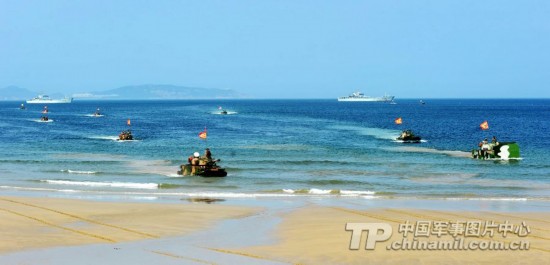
[199,128,207,139]
[395,117,402,124]
[480,121,489,130]
[127,119,131,126]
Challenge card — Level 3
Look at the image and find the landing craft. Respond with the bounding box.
[178,157,227,177]
[396,130,422,143]
[118,119,133,140]
[472,142,520,160]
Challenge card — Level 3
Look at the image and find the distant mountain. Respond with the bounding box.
[1,84,245,100]
[80,84,243,100]
[0,86,36,100]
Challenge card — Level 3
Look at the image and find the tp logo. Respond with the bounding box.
[346,223,393,250]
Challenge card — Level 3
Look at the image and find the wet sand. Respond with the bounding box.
[1,196,549,264]
[0,196,257,253]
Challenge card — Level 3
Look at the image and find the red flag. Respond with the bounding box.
[394,117,402,125]
[198,128,207,139]
[480,121,489,130]
[127,119,131,126]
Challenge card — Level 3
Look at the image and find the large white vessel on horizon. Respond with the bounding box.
[338,91,394,102]
[26,95,73,104]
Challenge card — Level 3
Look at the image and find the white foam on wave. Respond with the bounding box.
[41,180,159,189]
[184,192,296,198]
[308,188,333,194]
[340,190,376,196]
[58,189,79,193]
[283,188,376,196]
[61,169,98,174]
[446,197,528,201]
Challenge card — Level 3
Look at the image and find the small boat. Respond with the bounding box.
[118,130,133,140]
[220,110,228,115]
[40,116,49,121]
[93,108,102,117]
[420,100,426,105]
[20,103,26,110]
[396,130,422,143]
[27,95,72,104]
[472,141,520,160]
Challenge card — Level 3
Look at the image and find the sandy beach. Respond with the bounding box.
[242,206,550,264]
[0,196,257,254]
[1,195,549,264]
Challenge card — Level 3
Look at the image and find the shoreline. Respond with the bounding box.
[0,193,549,264]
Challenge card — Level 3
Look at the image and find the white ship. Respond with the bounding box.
[26,95,73,104]
[338,91,394,102]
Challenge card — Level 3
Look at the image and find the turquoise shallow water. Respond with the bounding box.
[0,99,549,200]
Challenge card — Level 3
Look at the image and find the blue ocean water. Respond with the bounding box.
[0,99,549,201]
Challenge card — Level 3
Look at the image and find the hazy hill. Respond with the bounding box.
[0,86,36,100]
[1,84,244,100]
[84,84,242,99]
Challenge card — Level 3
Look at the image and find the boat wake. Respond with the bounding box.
[88,135,119,141]
[60,169,98,174]
[84,114,104,118]
[329,125,400,140]
[88,135,141,142]
[393,139,428,143]
[211,111,238,115]
[382,146,471,158]
[31,119,54,123]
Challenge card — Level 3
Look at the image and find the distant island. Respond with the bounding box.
[0,84,245,100]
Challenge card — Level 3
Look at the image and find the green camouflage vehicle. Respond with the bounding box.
[472,142,520,160]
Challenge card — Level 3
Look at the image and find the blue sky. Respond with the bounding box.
[1,0,549,98]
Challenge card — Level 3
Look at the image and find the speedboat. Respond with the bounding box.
[472,142,520,160]
[118,130,133,140]
[93,108,102,117]
[40,116,49,121]
[220,110,228,115]
[396,130,422,143]
[20,103,26,110]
